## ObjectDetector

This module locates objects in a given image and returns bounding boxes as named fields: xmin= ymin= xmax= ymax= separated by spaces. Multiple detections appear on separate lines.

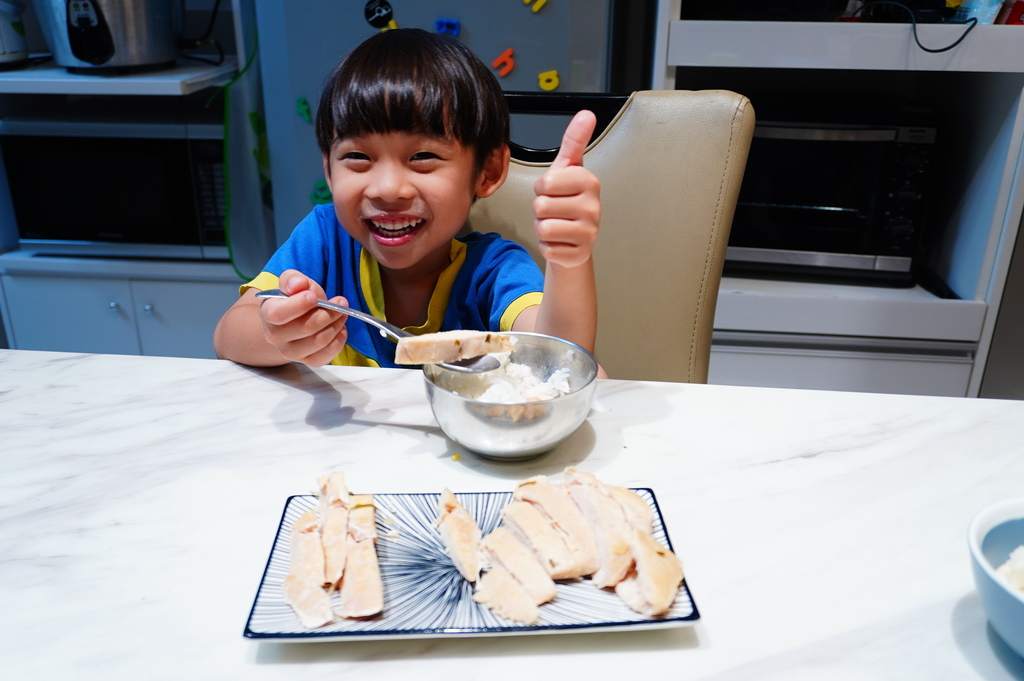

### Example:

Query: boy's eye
xmin=342 ymin=151 xmax=370 ymax=161
xmin=411 ymin=151 xmax=440 ymax=161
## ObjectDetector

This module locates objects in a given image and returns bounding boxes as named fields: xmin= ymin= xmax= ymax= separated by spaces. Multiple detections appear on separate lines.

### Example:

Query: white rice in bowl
xmin=478 ymin=362 xmax=571 ymax=403
xmin=434 ymin=346 xmax=576 ymax=405
xmin=997 ymin=545 xmax=1024 ymax=592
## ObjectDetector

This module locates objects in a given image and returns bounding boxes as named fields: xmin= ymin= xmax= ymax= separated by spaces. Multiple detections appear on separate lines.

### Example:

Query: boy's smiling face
xmin=324 ymin=132 xmax=507 ymax=279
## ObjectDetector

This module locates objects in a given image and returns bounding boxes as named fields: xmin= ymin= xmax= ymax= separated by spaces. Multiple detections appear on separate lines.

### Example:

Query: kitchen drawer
xmin=708 ymin=332 xmax=975 ymax=397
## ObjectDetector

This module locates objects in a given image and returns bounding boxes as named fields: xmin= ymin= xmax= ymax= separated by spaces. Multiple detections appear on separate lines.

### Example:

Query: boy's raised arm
xmin=514 ymin=111 xmax=602 ymax=367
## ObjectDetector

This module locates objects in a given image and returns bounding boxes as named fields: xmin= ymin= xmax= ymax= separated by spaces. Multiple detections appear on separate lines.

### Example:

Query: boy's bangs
xmin=333 ymin=75 xmax=453 ymax=142
xmin=316 ymin=29 xmax=509 ymax=166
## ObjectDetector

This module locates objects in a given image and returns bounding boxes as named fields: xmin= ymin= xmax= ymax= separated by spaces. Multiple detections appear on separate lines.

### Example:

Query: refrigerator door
xmin=254 ymin=0 xmax=615 ymax=246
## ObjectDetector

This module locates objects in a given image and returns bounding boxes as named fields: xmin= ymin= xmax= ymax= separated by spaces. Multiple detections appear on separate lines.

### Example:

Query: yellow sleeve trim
xmin=240 ymin=272 xmax=281 ymax=296
xmin=500 ymin=292 xmax=543 ymax=332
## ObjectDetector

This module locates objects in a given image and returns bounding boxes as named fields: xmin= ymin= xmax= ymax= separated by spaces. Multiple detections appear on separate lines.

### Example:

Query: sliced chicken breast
xmin=436 ymin=487 xmax=483 ymax=583
xmin=347 ymin=494 xmax=378 ymax=543
xmin=395 ymin=330 xmax=513 ymax=365
xmin=283 ymin=507 xmax=331 ymax=627
xmin=289 ymin=508 xmax=326 ymax=585
xmin=613 ymin=528 xmax=684 ymax=616
xmin=609 ymin=485 xmax=655 ymax=534
xmin=513 ymin=475 xmax=599 ymax=577
xmin=500 ymin=500 xmax=579 ymax=580
xmin=472 ymin=565 xmax=539 ymax=625
xmin=317 ymin=471 xmax=351 ymax=589
xmin=339 ymin=536 xmax=384 ymax=618
xmin=562 ymin=467 xmax=634 ymax=587
xmin=481 ymin=526 xmax=557 ymax=605
xmin=282 ymin=573 xmax=334 ymax=629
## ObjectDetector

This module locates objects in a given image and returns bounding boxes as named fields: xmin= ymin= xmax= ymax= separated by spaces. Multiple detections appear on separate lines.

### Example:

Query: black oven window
xmin=2 ymin=135 xmax=200 ymax=245
xmin=733 ymin=133 xmax=895 ymax=255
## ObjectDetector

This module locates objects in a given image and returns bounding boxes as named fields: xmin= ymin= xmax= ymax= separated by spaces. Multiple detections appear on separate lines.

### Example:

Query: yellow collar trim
xmin=359 ymin=240 xmax=467 ymax=334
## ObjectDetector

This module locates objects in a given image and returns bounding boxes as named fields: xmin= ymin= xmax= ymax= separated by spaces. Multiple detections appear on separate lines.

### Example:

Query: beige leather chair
xmin=467 ymin=89 xmax=755 ymax=383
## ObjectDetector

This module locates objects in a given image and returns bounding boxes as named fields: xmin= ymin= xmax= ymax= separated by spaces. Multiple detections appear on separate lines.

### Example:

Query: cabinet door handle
xmin=108 ymin=301 xmax=119 ymax=311
xmin=143 ymin=304 xmax=154 ymax=314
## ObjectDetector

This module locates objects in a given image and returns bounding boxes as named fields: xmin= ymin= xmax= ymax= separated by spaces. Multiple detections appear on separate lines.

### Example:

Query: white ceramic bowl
xmin=968 ymin=497 xmax=1024 ymax=659
xmin=423 ymin=332 xmax=598 ymax=460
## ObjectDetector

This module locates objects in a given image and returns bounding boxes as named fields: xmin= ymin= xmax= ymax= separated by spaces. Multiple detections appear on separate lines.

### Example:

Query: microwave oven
xmin=0 ymin=114 xmax=227 ymax=260
xmin=725 ymin=106 xmax=938 ymax=287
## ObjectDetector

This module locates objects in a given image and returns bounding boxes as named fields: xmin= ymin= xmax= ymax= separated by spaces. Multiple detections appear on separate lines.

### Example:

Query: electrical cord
xmin=178 ymin=0 xmax=226 ymax=66
xmin=851 ymin=0 xmax=978 ymax=53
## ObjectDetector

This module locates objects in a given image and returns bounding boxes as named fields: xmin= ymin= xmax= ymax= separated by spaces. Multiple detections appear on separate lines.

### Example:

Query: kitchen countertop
xmin=2 ymin=348 xmax=1023 ymax=680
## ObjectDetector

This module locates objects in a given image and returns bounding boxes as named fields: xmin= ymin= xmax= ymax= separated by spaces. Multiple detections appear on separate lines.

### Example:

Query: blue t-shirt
xmin=244 ymin=204 xmax=543 ymax=368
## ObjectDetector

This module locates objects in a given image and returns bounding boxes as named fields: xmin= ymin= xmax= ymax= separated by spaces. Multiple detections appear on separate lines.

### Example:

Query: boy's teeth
xmin=372 ymin=219 xmax=421 ymax=232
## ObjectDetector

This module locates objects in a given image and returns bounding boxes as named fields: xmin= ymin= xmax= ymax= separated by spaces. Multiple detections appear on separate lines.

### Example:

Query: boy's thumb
xmin=550 ymin=110 xmax=596 ymax=169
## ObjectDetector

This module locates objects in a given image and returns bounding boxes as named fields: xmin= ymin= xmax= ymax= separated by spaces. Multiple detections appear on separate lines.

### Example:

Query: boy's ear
xmin=322 ymin=154 xmax=332 ymax=179
xmin=474 ymin=144 xmax=510 ymax=199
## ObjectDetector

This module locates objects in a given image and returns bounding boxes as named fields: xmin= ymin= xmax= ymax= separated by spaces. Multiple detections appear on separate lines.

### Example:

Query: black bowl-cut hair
xmin=316 ymin=28 xmax=510 ymax=172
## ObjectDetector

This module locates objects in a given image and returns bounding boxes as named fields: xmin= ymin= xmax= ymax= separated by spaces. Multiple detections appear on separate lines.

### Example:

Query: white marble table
xmin=2 ymin=348 xmax=1023 ymax=680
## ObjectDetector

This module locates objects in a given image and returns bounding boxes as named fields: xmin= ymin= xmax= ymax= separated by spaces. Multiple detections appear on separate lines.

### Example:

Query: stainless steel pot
xmin=34 ymin=0 xmax=179 ymax=72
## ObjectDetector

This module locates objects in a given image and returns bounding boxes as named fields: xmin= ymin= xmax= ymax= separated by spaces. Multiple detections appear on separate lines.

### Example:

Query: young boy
xmin=213 ymin=28 xmax=601 ymax=371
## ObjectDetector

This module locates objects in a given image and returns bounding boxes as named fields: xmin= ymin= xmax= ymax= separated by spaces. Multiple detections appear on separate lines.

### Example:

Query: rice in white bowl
xmin=997 ymin=545 xmax=1024 ymax=592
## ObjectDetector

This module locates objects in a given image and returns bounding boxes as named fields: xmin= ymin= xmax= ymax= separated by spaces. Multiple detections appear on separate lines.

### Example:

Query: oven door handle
xmin=754 ymin=125 xmax=897 ymax=142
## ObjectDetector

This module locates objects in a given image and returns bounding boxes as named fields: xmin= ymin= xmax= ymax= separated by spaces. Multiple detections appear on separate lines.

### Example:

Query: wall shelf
xmin=0 ymin=57 xmax=238 ymax=96
xmin=667 ymin=21 xmax=1024 ymax=72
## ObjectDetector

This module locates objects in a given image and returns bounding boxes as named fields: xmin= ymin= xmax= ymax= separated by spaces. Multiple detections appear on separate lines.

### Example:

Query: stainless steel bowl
xmin=423 ymin=332 xmax=597 ymax=460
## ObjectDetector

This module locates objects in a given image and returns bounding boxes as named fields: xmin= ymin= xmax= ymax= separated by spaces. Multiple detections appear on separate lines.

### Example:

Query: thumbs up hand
xmin=532 ymin=110 xmax=601 ymax=269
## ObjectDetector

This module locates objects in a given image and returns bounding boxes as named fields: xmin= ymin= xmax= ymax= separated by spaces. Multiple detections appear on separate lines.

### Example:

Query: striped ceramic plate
xmin=244 ymin=490 xmax=699 ymax=641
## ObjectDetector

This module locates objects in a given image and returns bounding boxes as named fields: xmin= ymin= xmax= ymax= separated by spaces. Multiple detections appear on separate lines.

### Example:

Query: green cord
xmin=215 ymin=34 xmax=262 ymax=282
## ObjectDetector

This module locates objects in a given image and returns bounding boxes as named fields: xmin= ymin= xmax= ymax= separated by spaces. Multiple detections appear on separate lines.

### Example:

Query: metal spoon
xmin=254 ymin=288 xmax=500 ymax=373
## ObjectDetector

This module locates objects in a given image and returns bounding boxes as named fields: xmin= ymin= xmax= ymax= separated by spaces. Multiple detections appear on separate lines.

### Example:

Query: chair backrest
xmin=467 ymin=89 xmax=754 ymax=383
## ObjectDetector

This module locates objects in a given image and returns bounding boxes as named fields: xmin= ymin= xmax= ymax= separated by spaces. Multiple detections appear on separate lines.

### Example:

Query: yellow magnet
xmin=538 ymin=70 xmax=559 ymax=91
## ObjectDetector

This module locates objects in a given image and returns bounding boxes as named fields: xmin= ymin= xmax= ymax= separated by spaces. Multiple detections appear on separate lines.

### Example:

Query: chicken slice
xmin=609 ymin=485 xmax=655 ymax=534
xmin=395 ymin=329 xmax=514 ymax=365
xmin=500 ymin=501 xmax=579 ymax=580
xmin=472 ymin=565 xmax=539 ymax=625
xmin=481 ymin=527 xmax=557 ymax=605
xmin=347 ymin=494 xmax=378 ymax=543
xmin=338 ymin=536 xmax=384 ymax=618
xmin=562 ymin=468 xmax=634 ymax=587
xmin=282 ymin=507 xmax=332 ymax=628
xmin=282 ymin=573 xmax=334 ymax=629
xmin=289 ymin=508 xmax=326 ymax=585
xmin=317 ymin=472 xmax=351 ymax=589
xmin=513 ymin=475 xmax=599 ymax=577
xmin=614 ymin=529 xmax=684 ymax=616
xmin=436 ymin=488 xmax=483 ymax=583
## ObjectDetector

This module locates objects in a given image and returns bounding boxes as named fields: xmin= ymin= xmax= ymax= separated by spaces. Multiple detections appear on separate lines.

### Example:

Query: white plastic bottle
xmin=954 ymin=0 xmax=1005 ymax=23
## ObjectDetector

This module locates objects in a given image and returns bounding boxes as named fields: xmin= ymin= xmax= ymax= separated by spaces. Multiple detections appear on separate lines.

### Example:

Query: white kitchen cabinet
xmin=0 ymin=253 xmax=242 ymax=359
xmin=2 ymin=275 xmax=140 ymax=354
xmin=131 ymin=279 xmax=239 ymax=358
xmin=0 ymin=274 xmax=239 ymax=358
xmin=650 ymin=6 xmax=1024 ymax=396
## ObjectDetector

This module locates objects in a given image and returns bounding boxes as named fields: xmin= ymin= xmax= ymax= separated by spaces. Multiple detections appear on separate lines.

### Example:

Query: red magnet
xmin=492 ymin=48 xmax=515 ymax=77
